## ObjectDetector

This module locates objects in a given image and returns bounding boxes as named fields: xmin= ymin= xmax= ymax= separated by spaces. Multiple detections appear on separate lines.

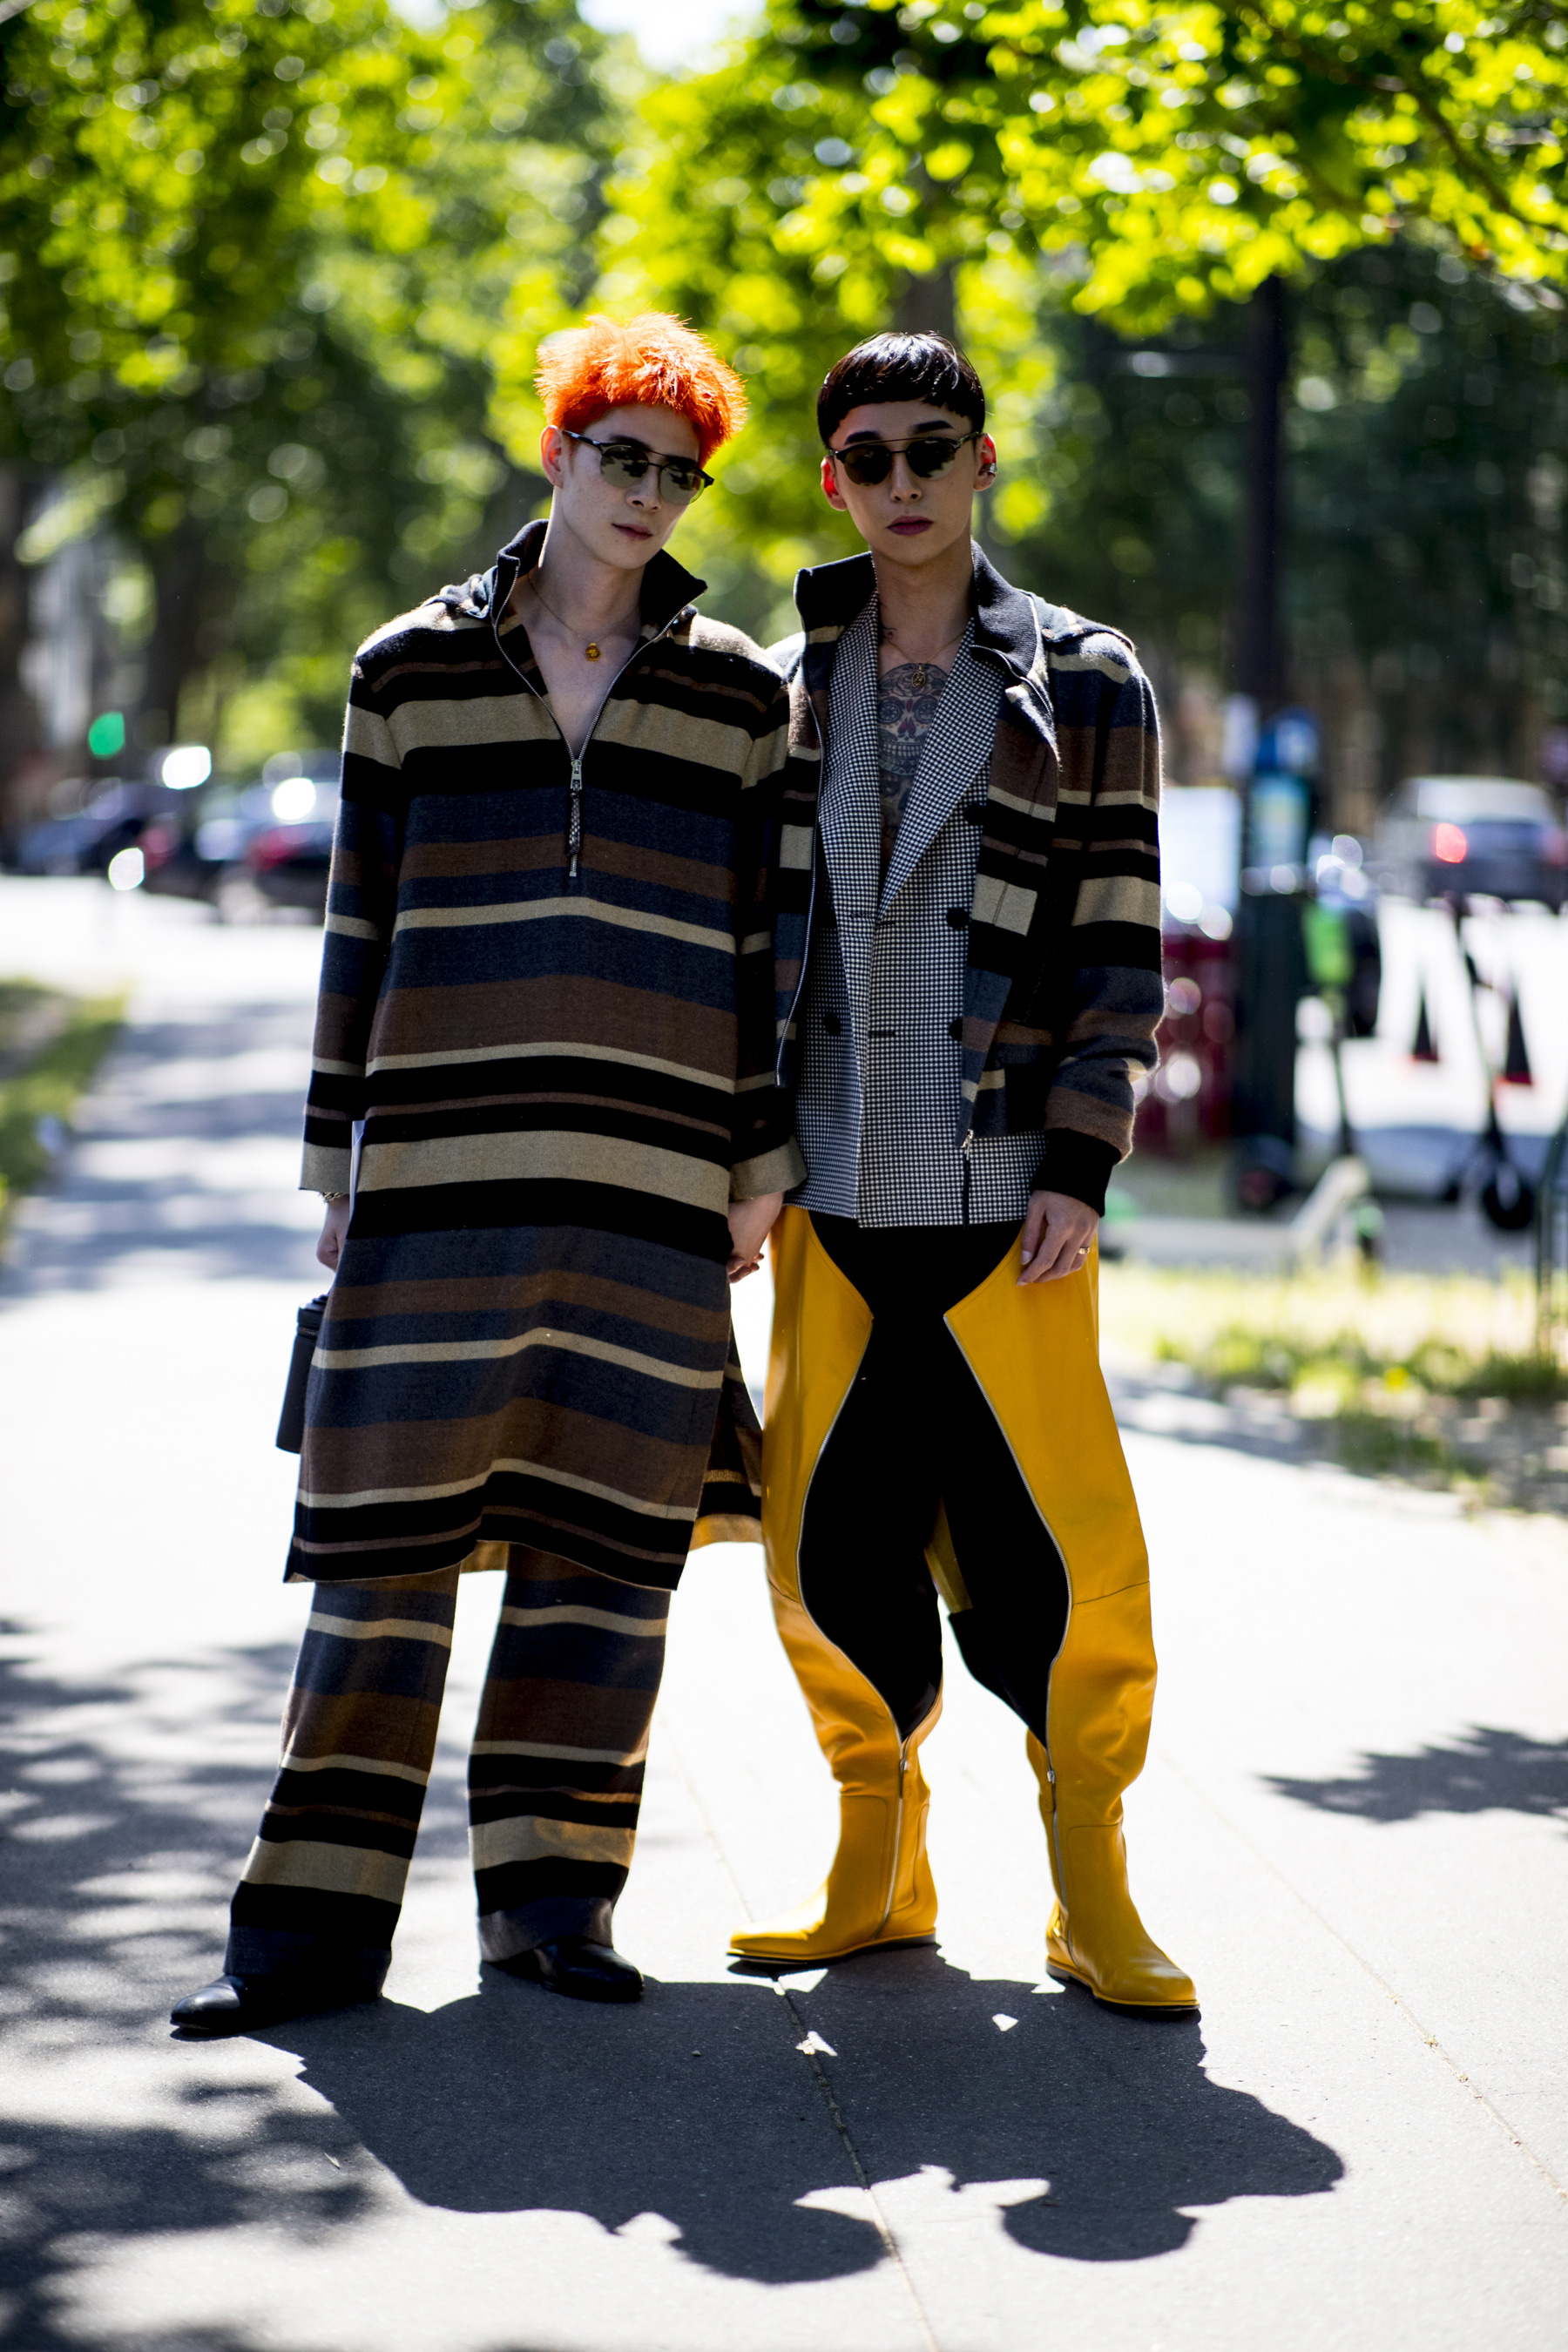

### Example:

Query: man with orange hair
xmin=173 ymin=315 xmax=801 ymax=2032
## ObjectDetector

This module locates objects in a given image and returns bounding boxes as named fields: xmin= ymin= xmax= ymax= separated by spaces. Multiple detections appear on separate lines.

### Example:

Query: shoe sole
xmin=495 ymin=1957 xmax=642 ymax=2004
xmin=728 ymin=1931 xmax=937 ymax=1972
xmin=170 ymin=1991 xmax=377 ymax=2038
xmin=1044 ymin=1961 xmax=1200 ymax=2017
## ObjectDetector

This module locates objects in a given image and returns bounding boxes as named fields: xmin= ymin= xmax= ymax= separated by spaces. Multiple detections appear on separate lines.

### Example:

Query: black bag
xmin=276 ymin=1294 xmax=328 ymax=1453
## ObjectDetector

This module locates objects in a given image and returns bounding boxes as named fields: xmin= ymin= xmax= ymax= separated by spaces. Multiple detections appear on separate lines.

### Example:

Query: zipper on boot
xmin=877 ymin=1743 xmax=911 ymax=1936
xmin=1041 ymin=1755 xmax=1071 ymax=1958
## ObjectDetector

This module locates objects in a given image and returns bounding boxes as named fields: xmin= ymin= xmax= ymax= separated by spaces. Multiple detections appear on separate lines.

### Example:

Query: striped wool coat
xmin=774 ymin=547 xmax=1164 ymax=1209
xmin=291 ymin=520 xmax=802 ymax=1591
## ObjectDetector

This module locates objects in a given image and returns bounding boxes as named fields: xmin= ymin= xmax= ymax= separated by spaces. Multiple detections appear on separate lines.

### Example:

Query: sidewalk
xmin=2 ymin=879 xmax=1566 ymax=2351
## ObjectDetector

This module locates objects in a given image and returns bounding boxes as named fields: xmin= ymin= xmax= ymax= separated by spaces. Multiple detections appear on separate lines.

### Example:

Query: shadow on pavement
xmin=260 ymin=1945 xmax=1342 ymax=2276
xmin=779 ymin=1944 xmax=1342 ymax=2261
xmin=1265 ymin=1725 xmax=1568 ymax=1825
xmin=1108 ymin=1370 xmax=1318 ymax=1473
xmin=0 ymin=1632 xmax=1343 ymax=2342
xmin=0 ymin=1630 xmax=457 ymax=2349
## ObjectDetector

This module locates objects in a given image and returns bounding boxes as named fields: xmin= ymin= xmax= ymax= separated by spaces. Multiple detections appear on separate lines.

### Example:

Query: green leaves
xmin=723 ymin=1 xmax=1568 ymax=330
xmin=1 ymin=0 xmax=622 ymax=763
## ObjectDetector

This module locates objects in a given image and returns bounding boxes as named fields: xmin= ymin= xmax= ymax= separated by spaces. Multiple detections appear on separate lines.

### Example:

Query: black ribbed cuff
xmin=1031 ymin=1132 xmax=1120 ymax=1217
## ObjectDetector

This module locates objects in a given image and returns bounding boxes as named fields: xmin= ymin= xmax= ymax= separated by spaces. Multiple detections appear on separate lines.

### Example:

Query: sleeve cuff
xmin=301 ymin=1146 xmax=354 ymax=1197
xmin=731 ymin=1139 xmax=806 ymax=1200
xmin=1031 ymin=1131 xmax=1119 ymax=1217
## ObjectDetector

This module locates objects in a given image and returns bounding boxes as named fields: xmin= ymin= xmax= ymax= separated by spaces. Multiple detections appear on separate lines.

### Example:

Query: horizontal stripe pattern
xmin=294 ymin=523 xmax=801 ymax=1587
xmin=226 ymin=1553 xmax=669 ymax=1984
xmin=470 ymin=1558 xmax=668 ymax=1948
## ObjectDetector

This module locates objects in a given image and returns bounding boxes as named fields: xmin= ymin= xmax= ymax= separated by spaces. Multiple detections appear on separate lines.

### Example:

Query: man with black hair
xmin=732 ymin=331 xmax=1195 ymax=2014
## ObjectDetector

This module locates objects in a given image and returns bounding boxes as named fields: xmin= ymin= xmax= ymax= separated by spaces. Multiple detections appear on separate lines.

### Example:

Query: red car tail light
xmin=1431 ymin=821 xmax=1468 ymax=864
xmin=247 ymin=827 xmax=301 ymax=871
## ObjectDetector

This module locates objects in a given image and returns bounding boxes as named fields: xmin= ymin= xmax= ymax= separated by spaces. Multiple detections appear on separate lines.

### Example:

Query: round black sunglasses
xmin=826 ymin=429 xmax=983 ymax=488
xmin=563 ymin=429 xmax=713 ymax=505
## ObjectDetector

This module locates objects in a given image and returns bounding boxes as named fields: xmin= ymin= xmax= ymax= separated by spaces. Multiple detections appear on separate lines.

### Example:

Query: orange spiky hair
xmin=536 ymin=312 xmax=747 ymax=467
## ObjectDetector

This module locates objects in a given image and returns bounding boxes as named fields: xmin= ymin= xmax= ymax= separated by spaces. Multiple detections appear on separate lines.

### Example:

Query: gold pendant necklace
xmin=882 ymin=625 xmax=961 ymax=693
xmin=526 ymin=570 xmax=633 ymax=661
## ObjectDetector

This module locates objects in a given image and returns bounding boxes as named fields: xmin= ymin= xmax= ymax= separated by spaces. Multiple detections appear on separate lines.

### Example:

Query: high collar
xmin=793 ymin=542 xmax=1048 ymax=679
xmin=439 ymin=517 xmax=707 ymax=639
xmin=792 ymin=541 xmax=1136 ymax=679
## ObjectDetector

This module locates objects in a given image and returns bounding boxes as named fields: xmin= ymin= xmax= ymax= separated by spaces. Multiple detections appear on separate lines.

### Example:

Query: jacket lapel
xmin=877 ymin=632 xmax=1005 ymax=917
xmin=816 ymin=601 xmax=882 ymax=1043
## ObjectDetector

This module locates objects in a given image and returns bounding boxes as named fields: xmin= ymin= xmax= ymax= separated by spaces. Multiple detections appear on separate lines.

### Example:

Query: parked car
xmin=13 ymin=781 xmax=169 ymax=875
xmin=1371 ymin=775 xmax=1567 ymax=909
xmin=201 ymin=754 xmax=340 ymax=922
xmin=141 ymin=751 xmax=341 ymax=922
xmin=240 ymin=785 xmax=340 ymax=921
xmin=138 ymin=782 xmax=260 ymax=907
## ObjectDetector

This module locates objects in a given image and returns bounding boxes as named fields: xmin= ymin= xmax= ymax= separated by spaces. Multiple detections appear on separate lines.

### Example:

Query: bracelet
xmin=320 ymin=1191 xmax=348 ymax=1203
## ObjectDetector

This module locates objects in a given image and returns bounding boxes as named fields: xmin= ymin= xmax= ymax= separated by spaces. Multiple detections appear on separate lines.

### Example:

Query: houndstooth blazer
xmin=772 ymin=545 xmax=1166 ymax=1221
xmin=787 ymin=598 xmax=1044 ymax=1227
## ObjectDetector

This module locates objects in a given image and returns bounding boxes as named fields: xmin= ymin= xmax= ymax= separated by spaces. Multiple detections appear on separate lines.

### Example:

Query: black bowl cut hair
xmin=817 ymin=331 xmax=986 ymax=447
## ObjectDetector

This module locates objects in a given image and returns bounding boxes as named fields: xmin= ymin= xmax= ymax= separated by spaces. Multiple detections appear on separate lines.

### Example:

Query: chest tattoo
xmin=876 ymin=659 xmax=950 ymax=872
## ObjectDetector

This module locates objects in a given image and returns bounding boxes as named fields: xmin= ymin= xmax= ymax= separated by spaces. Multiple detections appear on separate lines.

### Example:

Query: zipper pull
xmin=567 ymin=753 xmax=583 ymax=880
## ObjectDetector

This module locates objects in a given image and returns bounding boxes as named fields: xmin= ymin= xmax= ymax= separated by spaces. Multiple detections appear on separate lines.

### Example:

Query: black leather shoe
xmin=170 ymin=1974 xmax=378 ymax=2038
xmin=493 ymin=1936 xmax=644 ymax=2004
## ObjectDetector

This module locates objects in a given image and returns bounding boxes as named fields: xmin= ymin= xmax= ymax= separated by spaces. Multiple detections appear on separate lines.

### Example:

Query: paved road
xmin=2 ymin=878 xmax=1566 ymax=2352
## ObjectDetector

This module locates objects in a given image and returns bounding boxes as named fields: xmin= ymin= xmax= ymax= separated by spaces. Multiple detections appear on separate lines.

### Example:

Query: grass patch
xmin=1098 ymin=1260 xmax=1568 ymax=1510
xmin=1146 ymin=1320 xmax=1567 ymax=1407
xmin=0 ymin=981 xmax=125 ymax=1233
xmin=1099 ymin=1262 xmax=1551 ymax=1394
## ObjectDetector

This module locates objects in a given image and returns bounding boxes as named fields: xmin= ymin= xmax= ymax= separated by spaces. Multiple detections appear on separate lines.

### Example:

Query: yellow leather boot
xmin=730 ymin=1209 xmax=941 ymax=1966
xmin=727 ymin=1644 xmax=940 ymax=1964
xmin=947 ymin=1243 xmax=1197 ymax=2015
xmin=1029 ymin=1684 xmax=1197 ymax=2012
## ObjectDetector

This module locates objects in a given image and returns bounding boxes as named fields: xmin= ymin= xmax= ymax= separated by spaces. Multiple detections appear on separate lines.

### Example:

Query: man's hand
xmin=1017 ymin=1189 xmax=1098 ymax=1286
xmin=315 ymin=1197 xmax=351 ymax=1274
xmin=727 ymin=1191 xmax=783 ymax=1285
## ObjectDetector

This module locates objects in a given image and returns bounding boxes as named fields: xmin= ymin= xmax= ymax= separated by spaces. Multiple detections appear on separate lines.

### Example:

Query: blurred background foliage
xmin=1 ymin=0 xmax=1566 ymax=802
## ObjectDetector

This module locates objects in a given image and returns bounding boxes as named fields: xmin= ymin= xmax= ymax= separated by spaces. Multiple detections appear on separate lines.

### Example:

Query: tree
xmin=704 ymin=0 xmax=1568 ymax=326
xmin=1 ymin=0 xmax=394 ymax=772
xmin=605 ymin=0 xmax=1568 ymax=639
xmin=0 ymin=0 xmax=621 ymax=796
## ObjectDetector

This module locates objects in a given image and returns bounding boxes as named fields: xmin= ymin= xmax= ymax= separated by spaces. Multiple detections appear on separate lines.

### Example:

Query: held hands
xmin=727 ymin=1191 xmax=783 ymax=1286
xmin=315 ymin=1197 xmax=351 ymax=1274
xmin=1017 ymin=1189 xmax=1098 ymax=1286
xmin=319 ymin=1187 xmax=1081 ymax=1285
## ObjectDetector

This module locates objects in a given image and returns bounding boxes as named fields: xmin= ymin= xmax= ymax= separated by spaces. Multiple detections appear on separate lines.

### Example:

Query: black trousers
xmin=800 ymin=1214 xmax=1071 ymax=1746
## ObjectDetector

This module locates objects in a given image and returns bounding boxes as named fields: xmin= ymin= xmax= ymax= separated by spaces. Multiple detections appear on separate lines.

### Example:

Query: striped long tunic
xmin=290 ymin=523 xmax=802 ymax=1590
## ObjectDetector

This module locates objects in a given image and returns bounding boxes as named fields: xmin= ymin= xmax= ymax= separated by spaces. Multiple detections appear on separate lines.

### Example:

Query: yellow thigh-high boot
xmin=945 ymin=1240 xmax=1196 ymax=2013
xmin=729 ymin=1208 xmax=942 ymax=1965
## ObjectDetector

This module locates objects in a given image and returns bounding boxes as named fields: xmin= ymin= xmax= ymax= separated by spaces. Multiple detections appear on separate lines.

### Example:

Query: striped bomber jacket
xmin=774 ymin=546 xmax=1165 ymax=1206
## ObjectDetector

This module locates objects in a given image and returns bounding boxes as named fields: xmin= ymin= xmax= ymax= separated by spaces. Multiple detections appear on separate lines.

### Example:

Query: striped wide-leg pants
xmin=225 ymin=1551 xmax=670 ymax=1994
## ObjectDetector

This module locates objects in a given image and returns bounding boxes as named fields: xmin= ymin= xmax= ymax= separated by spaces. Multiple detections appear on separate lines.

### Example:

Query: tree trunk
xmin=894 ymin=261 xmax=956 ymax=342
xmin=140 ymin=517 xmax=211 ymax=749
xmin=1236 ymin=274 xmax=1287 ymax=709
xmin=1229 ymin=275 xmax=1302 ymax=1205
xmin=0 ymin=464 xmax=44 ymax=835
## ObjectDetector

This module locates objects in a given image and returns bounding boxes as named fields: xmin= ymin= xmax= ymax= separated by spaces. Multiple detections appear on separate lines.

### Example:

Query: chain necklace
xmin=880 ymin=621 xmax=964 ymax=693
xmin=526 ymin=569 xmax=639 ymax=663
